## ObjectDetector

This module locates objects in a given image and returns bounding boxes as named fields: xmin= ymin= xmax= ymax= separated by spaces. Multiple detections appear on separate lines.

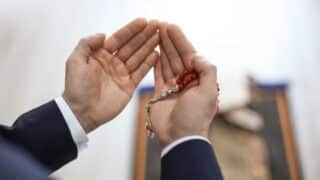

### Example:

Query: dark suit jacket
xmin=0 ymin=100 xmax=223 ymax=180
xmin=0 ymin=101 xmax=77 ymax=180
xmin=161 ymin=140 xmax=223 ymax=180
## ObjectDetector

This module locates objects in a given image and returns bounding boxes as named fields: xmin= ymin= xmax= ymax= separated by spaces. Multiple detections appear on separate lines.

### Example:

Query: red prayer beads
xmin=177 ymin=70 xmax=221 ymax=114
xmin=146 ymin=70 xmax=221 ymax=137
xmin=176 ymin=70 xmax=199 ymax=91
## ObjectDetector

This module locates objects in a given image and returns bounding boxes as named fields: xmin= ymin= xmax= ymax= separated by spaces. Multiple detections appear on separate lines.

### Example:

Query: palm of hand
xmin=152 ymin=78 xmax=215 ymax=147
xmin=151 ymin=79 xmax=200 ymax=145
xmin=151 ymin=83 xmax=177 ymax=145
xmin=64 ymin=49 xmax=138 ymax=130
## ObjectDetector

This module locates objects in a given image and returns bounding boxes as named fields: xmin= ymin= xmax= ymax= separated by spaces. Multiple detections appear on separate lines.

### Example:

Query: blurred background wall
xmin=0 ymin=0 xmax=319 ymax=179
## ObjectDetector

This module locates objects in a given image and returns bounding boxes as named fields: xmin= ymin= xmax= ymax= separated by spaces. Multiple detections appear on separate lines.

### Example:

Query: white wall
xmin=0 ymin=0 xmax=319 ymax=179
xmin=0 ymin=1 xmax=146 ymax=180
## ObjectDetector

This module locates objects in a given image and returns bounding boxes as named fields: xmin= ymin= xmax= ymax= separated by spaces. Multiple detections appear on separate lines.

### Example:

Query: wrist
xmin=161 ymin=135 xmax=211 ymax=157
xmin=62 ymin=93 xmax=97 ymax=133
xmin=161 ymin=130 xmax=209 ymax=148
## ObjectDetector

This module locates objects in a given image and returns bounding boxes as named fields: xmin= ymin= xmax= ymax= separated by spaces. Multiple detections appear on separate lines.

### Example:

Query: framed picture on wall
xmin=132 ymin=81 xmax=303 ymax=180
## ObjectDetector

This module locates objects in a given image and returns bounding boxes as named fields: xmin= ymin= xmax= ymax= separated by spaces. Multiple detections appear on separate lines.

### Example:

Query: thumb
xmin=193 ymin=56 xmax=218 ymax=93
xmin=75 ymin=33 xmax=105 ymax=56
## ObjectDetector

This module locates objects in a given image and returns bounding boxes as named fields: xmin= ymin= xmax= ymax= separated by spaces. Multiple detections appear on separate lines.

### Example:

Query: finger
xmin=167 ymin=24 xmax=196 ymax=70
xmin=131 ymin=51 xmax=159 ymax=86
xmin=154 ymin=55 xmax=164 ymax=92
xmin=104 ymin=18 xmax=147 ymax=53
xmin=126 ymin=33 xmax=159 ymax=73
xmin=94 ymin=48 xmax=113 ymax=64
xmin=116 ymin=20 xmax=159 ymax=61
xmin=159 ymin=22 xmax=184 ymax=75
xmin=160 ymin=45 xmax=174 ymax=82
xmin=193 ymin=56 xmax=217 ymax=92
xmin=75 ymin=33 xmax=106 ymax=57
xmin=93 ymin=48 xmax=113 ymax=73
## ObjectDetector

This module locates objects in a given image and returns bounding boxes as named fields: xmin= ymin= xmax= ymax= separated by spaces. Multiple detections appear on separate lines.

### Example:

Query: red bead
xmin=176 ymin=70 xmax=199 ymax=92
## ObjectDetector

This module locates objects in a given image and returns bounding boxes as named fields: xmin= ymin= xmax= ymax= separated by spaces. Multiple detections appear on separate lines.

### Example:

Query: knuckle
xmin=126 ymin=60 xmax=136 ymax=71
xmin=118 ymin=47 xmax=132 ymax=60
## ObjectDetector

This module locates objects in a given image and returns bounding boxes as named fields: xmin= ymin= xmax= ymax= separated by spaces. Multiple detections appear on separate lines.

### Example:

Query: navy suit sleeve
xmin=0 ymin=139 xmax=50 ymax=180
xmin=0 ymin=100 xmax=78 ymax=172
xmin=161 ymin=140 xmax=224 ymax=180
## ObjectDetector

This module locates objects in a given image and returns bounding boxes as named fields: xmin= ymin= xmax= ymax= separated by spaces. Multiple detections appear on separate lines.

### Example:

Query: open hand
xmin=63 ymin=19 xmax=159 ymax=132
xmin=151 ymin=23 xmax=219 ymax=147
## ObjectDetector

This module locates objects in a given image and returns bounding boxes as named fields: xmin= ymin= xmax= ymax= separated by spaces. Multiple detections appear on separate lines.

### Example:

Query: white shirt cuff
xmin=55 ymin=97 xmax=88 ymax=152
xmin=161 ymin=135 xmax=211 ymax=158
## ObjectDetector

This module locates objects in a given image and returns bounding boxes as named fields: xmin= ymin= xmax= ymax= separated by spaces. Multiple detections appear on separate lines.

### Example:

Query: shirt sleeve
xmin=55 ymin=97 xmax=88 ymax=152
xmin=161 ymin=135 xmax=211 ymax=158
